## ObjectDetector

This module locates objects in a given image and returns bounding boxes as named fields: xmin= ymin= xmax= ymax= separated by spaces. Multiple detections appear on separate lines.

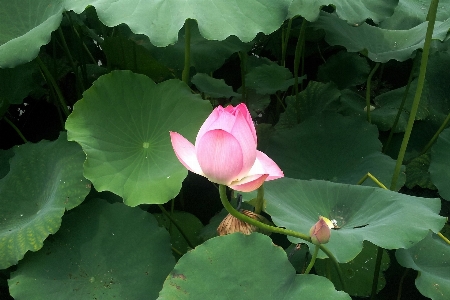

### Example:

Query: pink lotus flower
xmin=170 ymin=103 xmax=283 ymax=192
xmin=309 ymin=216 xmax=333 ymax=245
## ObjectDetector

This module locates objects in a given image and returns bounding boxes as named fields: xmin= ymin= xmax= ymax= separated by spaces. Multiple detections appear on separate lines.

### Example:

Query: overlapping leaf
xmin=9 ymin=199 xmax=175 ymax=299
xmin=430 ymin=127 xmax=450 ymax=201
xmin=158 ymin=233 xmax=351 ymax=299
xmin=0 ymin=133 xmax=90 ymax=269
xmin=260 ymin=178 xmax=445 ymax=262
xmin=0 ymin=0 xmax=63 ymax=68
xmin=65 ymin=70 xmax=212 ymax=206
xmin=66 ymin=0 xmax=291 ymax=47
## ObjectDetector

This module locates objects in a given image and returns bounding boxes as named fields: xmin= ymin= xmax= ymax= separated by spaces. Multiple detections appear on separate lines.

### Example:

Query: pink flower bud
xmin=170 ymin=103 xmax=283 ymax=192
xmin=309 ymin=216 xmax=332 ymax=245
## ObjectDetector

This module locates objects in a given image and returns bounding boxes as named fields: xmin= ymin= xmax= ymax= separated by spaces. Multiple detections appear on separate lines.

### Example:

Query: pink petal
xmin=234 ymin=103 xmax=257 ymax=143
xmin=170 ymin=132 xmax=204 ymax=176
xmin=247 ymin=151 xmax=284 ymax=181
xmin=196 ymin=129 xmax=244 ymax=185
xmin=229 ymin=174 xmax=269 ymax=192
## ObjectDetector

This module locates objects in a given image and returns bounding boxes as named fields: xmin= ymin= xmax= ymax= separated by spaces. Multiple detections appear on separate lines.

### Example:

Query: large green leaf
xmin=288 ymin=0 xmax=399 ymax=23
xmin=65 ymin=70 xmax=211 ymax=206
xmin=0 ymin=0 xmax=63 ymax=68
xmin=259 ymin=178 xmax=445 ymax=262
xmin=158 ymin=233 xmax=351 ymax=299
xmin=430 ymin=127 xmax=450 ymax=201
xmin=312 ymin=12 xmax=450 ymax=62
xmin=380 ymin=0 xmax=450 ymax=30
xmin=315 ymin=241 xmax=390 ymax=297
xmin=9 ymin=199 xmax=175 ymax=299
xmin=66 ymin=0 xmax=291 ymax=47
xmin=0 ymin=133 xmax=90 ymax=269
xmin=396 ymin=232 xmax=450 ymax=300
xmin=268 ymin=112 xmax=405 ymax=190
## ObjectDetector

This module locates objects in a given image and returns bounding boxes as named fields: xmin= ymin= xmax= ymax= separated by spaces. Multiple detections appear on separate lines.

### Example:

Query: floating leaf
xmin=158 ymin=233 xmax=351 ymax=299
xmin=0 ymin=133 xmax=90 ymax=269
xmin=258 ymin=178 xmax=445 ymax=262
xmin=66 ymin=0 xmax=291 ymax=47
xmin=430 ymin=127 xmax=450 ymax=201
xmin=0 ymin=0 xmax=63 ymax=67
xmin=288 ymin=0 xmax=399 ymax=23
xmin=268 ymin=112 xmax=405 ymax=190
xmin=9 ymin=199 xmax=175 ymax=299
xmin=396 ymin=232 xmax=450 ymax=300
xmin=315 ymin=241 xmax=390 ymax=297
xmin=65 ymin=71 xmax=211 ymax=206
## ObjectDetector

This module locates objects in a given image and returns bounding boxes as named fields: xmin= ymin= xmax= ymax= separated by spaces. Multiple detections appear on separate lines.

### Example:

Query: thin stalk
xmin=281 ymin=18 xmax=295 ymax=67
xmin=239 ymin=51 xmax=248 ymax=104
xmin=383 ymin=59 xmax=417 ymax=153
xmin=396 ymin=269 xmax=409 ymax=300
xmin=366 ymin=63 xmax=380 ymax=123
xmin=420 ymin=112 xmax=450 ymax=155
xmin=390 ymin=0 xmax=439 ymax=191
xmin=304 ymin=244 xmax=319 ymax=274
xmin=438 ymin=232 xmax=450 ymax=245
xmin=181 ymin=19 xmax=191 ymax=84
xmin=253 ymin=185 xmax=264 ymax=214
xmin=57 ymin=27 xmax=84 ymax=96
xmin=293 ymin=19 xmax=307 ymax=100
xmin=4 ymin=117 xmax=27 ymax=143
xmin=219 ymin=185 xmax=346 ymax=289
xmin=157 ymin=204 xmax=195 ymax=249
xmin=357 ymin=173 xmax=388 ymax=190
xmin=36 ymin=56 xmax=70 ymax=117
xmin=370 ymin=246 xmax=384 ymax=299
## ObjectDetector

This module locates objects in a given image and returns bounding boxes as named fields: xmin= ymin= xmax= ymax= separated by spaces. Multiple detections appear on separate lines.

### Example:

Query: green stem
xmin=420 ymin=112 xmax=450 ymax=155
xmin=438 ymin=232 xmax=450 ymax=245
xmin=293 ymin=19 xmax=307 ymax=100
xmin=239 ymin=51 xmax=248 ymax=104
xmin=4 ymin=117 xmax=27 ymax=143
xmin=157 ymin=204 xmax=195 ymax=249
xmin=370 ymin=246 xmax=384 ymax=299
xmin=390 ymin=0 xmax=439 ymax=191
xmin=181 ymin=19 xmax=191 ymax=84
xmin=304 ymin=244 xmax=319 ymax=274
xmin=383 ymin=59 xmax=417 ymax=153
xmin=357 ymin=172 xmax=388 ymax=190
xmin=57 ymin=27 xmax=84 ymax=96
xmin=219 ymin=185 xmax=346 ymax=289
xmin=366 ymin=63 xmax=380 ymax=123
xmin=281 ymin=18 xmax=295 ymax=67
xmin=253 ymin=185 xmax=264 ymax=214
xmin=36 ymin=56 xmax=70 ymax=117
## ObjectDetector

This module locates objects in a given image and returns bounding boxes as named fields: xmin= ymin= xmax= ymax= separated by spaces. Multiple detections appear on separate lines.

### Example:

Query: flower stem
xmin=366 ymin=63 xmax=380 ymax=123
xmin=420 ymin=111 xmax=450 ymax=155
xmin=3 ymin=116 xmax=27 ymax=143
xmin=370 ymin=246 xmax=384 ymax=299
xmin=157 ymin=204 xmax=195 ymax=250
xmin=253 ymin=185 xmax=264 ymax=214
xmin=304 ymin=244 xmax=319 ymax=274
xmin=356 ymin=172 xmax=388 ymax=190
xmin=181 ymin=19 xmax=191 ymax=84
xmin=390 ymin=0 xmax=439 ymax=191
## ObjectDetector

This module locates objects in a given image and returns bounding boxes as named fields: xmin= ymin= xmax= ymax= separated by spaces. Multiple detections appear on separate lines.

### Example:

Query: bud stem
xmin=304 ymin=244 xmax=320 ymax=274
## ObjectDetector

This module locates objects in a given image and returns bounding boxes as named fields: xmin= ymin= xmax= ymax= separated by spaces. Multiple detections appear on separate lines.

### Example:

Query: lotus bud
xmin=309 ymin=216 xmax=333 ymax=245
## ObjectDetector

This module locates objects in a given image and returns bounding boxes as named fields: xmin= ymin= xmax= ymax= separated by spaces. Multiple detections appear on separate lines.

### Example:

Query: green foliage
xmin=1 ymin=0 xmax=450 ymax=299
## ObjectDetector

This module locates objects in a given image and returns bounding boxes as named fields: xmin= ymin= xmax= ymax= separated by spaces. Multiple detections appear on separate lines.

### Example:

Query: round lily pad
xmin=158 ymin=233 xmax=351 ymax=299
xmin=0 ymin=133 xmax=90 ymax=269
xmin=9 ymin=199 xmax=175 ymax=299
xmin=262 ymin=177 xmax=445 ymax=262
xmin=65 ymin=70 xmax=211 ymax=206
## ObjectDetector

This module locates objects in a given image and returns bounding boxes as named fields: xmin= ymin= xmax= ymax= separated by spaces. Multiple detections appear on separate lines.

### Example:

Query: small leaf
xmin=246 ymin=64 xmax=298 ymax=95
xmin=405 ymin=153 xmax=436 ymax=190
xmin=192 ymin=73 xmax=239 ymax=98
